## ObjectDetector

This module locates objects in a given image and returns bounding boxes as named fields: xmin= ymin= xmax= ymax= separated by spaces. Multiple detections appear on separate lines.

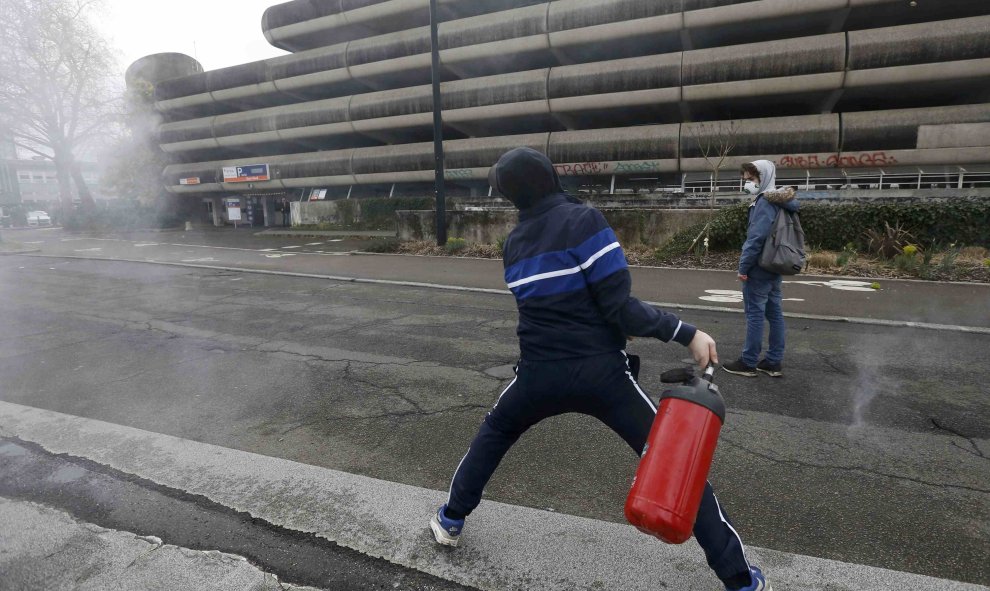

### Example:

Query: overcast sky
xmin=95 ymin=0 xmax=290 ymax=74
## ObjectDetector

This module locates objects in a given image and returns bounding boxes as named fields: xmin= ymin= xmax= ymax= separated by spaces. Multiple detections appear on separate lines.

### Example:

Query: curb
xmin=256 ymin=230 xmax=396 ymax=238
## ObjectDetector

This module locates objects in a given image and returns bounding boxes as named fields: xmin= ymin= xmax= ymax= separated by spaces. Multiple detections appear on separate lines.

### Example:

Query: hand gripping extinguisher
xmin=625 ymin=364 xmax=726 ymax=544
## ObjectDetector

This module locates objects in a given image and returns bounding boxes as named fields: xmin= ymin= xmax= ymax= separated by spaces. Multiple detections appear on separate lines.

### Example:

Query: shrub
xmin=807 ymin=251 xmax=837 ymax=269
xmin=363 ymin=238 xmax=401 ymax=253
xmin=796 ymin=199 xmax=990 ymax=251
xmin=938 ymin=244 xmax=960 ymax=272
xmin=959 ymin=246 xmax=988 ymax=261
xmin=835 ymin=242 xmax=857 ymax=268
xmin=863 ymin=222 xmax=915 ymax=259
xmin=893 ymin=251 xmax=919 ymax=273
xmin=495 ymin=235 xmax=507 ymax=257
xmin=655 ymin=221 xmax=708 ymax=261
xmin=445 ymin=237 xmax=467 ymax=254
xmin=360 ymin=197 xmax=434 ymax=230
xmin=63 ymin=203 xmax=182 ymax=232
xmin=688 ymin=198 xmax=990 ymax=254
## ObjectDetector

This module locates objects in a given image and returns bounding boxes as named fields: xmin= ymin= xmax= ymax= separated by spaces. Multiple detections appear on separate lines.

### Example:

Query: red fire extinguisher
xmin=625 ymin=364 xmax=726 ymax=544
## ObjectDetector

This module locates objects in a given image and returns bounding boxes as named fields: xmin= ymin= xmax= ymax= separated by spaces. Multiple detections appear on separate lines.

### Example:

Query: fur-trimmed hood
xmin=765 ymin=186 xmax=795 ymax=204
xmin=761 ymin=186 xmax=799 ymax=212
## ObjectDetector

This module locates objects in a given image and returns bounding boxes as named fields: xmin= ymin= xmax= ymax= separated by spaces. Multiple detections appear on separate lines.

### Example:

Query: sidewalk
xmin=256 ymin=229 xmax=396 ymax=238
xmin=0 ymin=498 xmax=318 ymax=591
xmin=2 ymin=401 xmax=985 ymax=591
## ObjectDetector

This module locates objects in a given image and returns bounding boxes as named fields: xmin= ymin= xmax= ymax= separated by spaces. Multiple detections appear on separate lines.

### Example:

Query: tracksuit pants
xmin=445 ymin=351 xmax=752 ymax=586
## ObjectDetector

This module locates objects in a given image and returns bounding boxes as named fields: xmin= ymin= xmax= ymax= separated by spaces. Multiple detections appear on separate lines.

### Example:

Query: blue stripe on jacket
xmin=504 ymin=227 xmax=627 ymax=301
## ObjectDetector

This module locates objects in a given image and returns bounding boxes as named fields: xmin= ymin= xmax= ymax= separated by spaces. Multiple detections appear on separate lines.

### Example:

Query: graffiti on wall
xmin=444 ymin=168 xmax=474 ymax=179
xmin=552 ymin=160 xmax=664 ymax=176
xmin=777 ymin=152 xmax=899 ymax=169
xmin=554 ymin=161 xmax=610 ymax=175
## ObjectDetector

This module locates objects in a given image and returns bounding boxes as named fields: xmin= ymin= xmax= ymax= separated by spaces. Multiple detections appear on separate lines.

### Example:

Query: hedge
xmin=359 ymin=197 xmax=434 ymax=229
xmin=706 ymin=198 xmax=990 ymax=251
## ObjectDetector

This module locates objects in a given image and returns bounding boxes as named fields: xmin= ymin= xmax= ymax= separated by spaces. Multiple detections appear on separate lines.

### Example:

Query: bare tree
xmin=686 ymin=120 xmax=737 ymax=256
xmin=100 ymin=81 xmax=168 ymax=207
xmin=0 ymin=0 xmax=119 ymax=214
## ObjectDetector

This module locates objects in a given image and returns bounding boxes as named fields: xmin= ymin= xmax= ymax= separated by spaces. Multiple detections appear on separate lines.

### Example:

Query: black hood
xmin=488 ymin=147 xmax=563 ymax=210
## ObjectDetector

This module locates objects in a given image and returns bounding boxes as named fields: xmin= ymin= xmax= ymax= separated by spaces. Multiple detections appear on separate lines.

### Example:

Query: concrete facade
xmin=130 ymin=0 xmax=990 ymax=205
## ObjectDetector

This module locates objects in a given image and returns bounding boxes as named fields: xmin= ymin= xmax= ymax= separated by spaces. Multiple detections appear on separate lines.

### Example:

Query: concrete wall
xmin=396 ymin=207 xmax=715 ymax=246
xmin=397 ymin=210 xmax=519 ymax=244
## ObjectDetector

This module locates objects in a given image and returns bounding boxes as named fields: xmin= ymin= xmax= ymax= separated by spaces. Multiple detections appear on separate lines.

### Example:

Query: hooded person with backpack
xmin=722 ymin=160 xmax=800 ymax=379
xmin=430 ymin=147 xmax=772 ymax=591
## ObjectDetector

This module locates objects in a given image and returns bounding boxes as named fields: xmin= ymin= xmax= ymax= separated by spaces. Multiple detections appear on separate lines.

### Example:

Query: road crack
xmin=931 ymin=418 xmax=989 ymax=461
xmin=719 ymin=437 xmax=990 ymax=494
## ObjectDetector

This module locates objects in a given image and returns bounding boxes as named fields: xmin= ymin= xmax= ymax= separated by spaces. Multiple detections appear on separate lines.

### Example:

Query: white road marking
xmin=263 ymin=253 xmax=297 ymax=258
xmin=134 ymin=243 xmax=159 ymax=247
xmin=306 ymin=242 xmax=324 ymax=246
xmin=73 ymin=248 xmax=102 ymax=252
xmin=181 ymin=257 xmax=218 ymax=263
xmin=281 ymin=245 xmax=301 ymax=249
xmin=784 ymin=279 xmax=878 ymax=292
xmin=700 ymin=289 xmax=743 ymax=303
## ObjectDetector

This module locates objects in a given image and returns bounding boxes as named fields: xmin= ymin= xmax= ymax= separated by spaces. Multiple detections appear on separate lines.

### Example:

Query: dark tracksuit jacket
xmin=445 ymin=160 xmax=751 ymax=585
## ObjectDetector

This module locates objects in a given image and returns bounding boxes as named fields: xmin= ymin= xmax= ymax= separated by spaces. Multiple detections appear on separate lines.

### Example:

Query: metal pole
xmin=429 ymin=0 xmax=447 ymax=246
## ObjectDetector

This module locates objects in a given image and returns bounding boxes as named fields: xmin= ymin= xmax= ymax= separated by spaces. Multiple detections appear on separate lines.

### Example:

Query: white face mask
xmin=743 ymin=181 xmax=759 ymax=195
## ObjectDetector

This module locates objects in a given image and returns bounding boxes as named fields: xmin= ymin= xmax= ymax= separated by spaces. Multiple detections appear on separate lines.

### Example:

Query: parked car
xmin=26 ymin=211 xmax=52 ymax=227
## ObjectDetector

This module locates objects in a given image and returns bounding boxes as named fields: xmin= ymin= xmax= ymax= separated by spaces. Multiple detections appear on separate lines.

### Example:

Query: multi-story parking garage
xmin=126 ymin=0 xmax=990 ymax=222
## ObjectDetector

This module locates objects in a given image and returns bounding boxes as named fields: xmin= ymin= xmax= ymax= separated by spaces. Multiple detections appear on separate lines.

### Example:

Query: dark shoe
xmin=429 ymin=504 xmax=464 ymax=547
xmin=756 ymin=359 xmax=783 ymax=377
xmin=726 ymin=566 xmax=772 ymax=591
xmin=722 ymin=360 xmax=757 ymax=377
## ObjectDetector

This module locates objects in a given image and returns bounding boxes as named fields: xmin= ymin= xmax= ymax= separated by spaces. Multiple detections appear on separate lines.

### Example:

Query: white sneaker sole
xmin=430 ymin=514 xmax=460 ymax=547
xmin=757 ymin=368 xmax=782 ymax=378
xmin=722 ymin=367 xmax=757 ymax=377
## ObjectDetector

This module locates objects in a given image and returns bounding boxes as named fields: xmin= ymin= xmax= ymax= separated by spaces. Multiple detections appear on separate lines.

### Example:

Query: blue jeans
xmin=742 ymin=275 xmax=785 ymax=366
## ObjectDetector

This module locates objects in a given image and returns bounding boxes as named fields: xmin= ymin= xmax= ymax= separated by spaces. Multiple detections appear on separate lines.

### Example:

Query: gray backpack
xmin=759 ymin=207 xmax=806 ymax=275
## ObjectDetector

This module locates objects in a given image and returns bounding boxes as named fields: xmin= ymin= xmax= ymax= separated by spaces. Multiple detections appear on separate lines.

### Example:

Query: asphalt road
xmin=8 ymin=226 xmax=989 ymax=329
xmin=0 ymin=250 xmax=987 ymax=587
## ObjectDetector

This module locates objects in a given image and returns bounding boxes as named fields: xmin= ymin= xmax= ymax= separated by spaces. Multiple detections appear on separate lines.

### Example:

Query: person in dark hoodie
xmin=430 ymin=147 xmax=772 ymax=591
xmin=722 ymin=160 xmax=799 ymax=379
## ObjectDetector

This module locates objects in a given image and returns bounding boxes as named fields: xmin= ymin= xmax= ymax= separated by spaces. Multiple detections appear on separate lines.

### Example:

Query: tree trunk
xmin=52 ymin=150 xmax=76 ymax=216
xmin=70 ymin=161 xmax=96 ymax=209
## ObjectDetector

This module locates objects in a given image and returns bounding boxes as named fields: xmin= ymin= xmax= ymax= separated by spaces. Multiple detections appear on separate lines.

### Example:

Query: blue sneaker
xmin=729 ymin=566 xmax=772 ymax=591
xmin=429 ymin=504 xmax=464 ymax=547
